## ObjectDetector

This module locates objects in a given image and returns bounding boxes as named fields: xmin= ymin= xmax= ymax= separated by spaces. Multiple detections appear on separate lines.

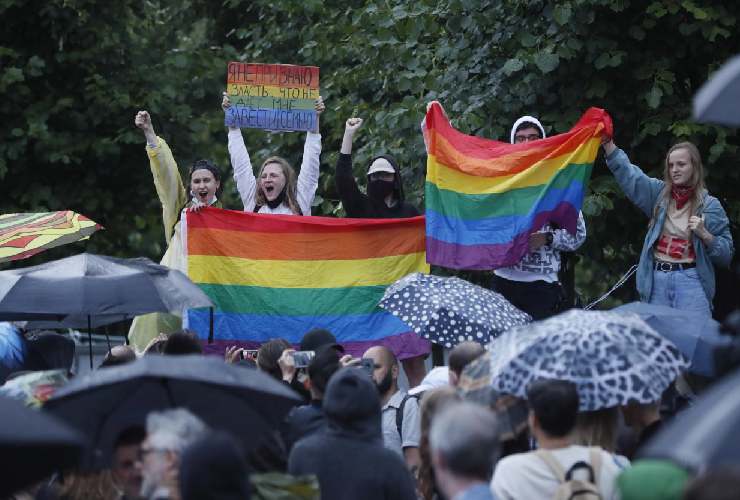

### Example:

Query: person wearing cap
xmin=336 ymin=118 xmax=427 ymax=387
xmin=490 ymin=115 xmax=587 ymax=320
xmin=336 ymin=117 xmax=420 ymax=219
xmin=282 ymin=345 xmax=341 ymax=452
xmin=272 ymin=328 xmax=344 ymax=403
xmin=298 ymin=328 xmax=345 ymax=354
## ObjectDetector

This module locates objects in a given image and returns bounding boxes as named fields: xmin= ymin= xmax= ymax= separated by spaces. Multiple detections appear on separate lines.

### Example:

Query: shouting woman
xmin=222 ymin=93 xmax=325 ymax=215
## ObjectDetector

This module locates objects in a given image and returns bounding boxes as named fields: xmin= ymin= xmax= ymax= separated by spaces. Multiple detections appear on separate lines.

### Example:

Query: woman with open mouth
xmin=222 ymin=93 xmax=325 ymax=215
xmin=602 ymin=132 xmax=733 ymax=318
xmin=127 ymin=110 xmax=251 ymax=351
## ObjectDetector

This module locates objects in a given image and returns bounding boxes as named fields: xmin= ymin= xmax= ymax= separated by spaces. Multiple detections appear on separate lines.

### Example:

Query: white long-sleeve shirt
xmin=227 ymin=128 xmax=321 ymax=215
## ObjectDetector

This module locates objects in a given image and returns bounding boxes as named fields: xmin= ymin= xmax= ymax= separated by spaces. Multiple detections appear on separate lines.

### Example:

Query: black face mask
xmin=367 ymin=179 xmax=395 ymax=201
xmin=265 ymin=187 xmax=286 ymax=209
xmin=375 ymin=367 xmax=393 ymax=395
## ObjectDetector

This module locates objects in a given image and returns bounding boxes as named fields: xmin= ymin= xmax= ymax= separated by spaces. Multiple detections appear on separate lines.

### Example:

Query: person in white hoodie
xmin=490 ymin=116 xmax=587 ymax=320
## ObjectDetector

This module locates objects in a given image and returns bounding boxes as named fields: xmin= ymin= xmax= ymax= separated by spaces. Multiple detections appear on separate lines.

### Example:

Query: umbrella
xmin=693 ymin=54 xmax=740 ymax=126
xmin=0 ymin=211 xmax=102 ymax=263
xmin=612 ymin=302 xmax=730 ymax=377
xmin=45 ymin=354 xmax=302 ymax=469
xmin=0 ymin=395 xmax=84 ymax=497
xmin=639 ymin=366 xmax=740 ymax=471
xmin=487 ymin=309 xmax=688 ymax=411
xmin=378 ymin=272 xmax=531 ymax=348
xmin=0 ymin=253 xmax=212 ymax=318
xmin=0 ymin=253 xmax=213 ymax=367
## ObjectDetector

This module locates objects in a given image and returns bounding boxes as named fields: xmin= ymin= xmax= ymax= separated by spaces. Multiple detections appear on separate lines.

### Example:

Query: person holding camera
xmin=282 ymin=346 xmax=341 ymax=452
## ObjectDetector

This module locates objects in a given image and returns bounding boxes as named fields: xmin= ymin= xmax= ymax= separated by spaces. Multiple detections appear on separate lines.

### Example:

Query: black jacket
xmin=335 ymin=153 xmax=420 ymax=219
xmin=288 ymin=368 xmax=416 ymax=500
xmin=282 ymin=399 xmax=325 ymax=452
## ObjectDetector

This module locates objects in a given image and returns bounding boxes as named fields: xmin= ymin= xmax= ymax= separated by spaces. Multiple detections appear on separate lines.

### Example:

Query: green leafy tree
xmin=3 ymin=0 xmax=738 ymax=317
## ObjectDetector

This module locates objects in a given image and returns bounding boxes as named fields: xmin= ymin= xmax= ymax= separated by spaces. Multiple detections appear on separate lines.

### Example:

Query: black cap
xmin=307 ymin=345 xmax=341 ymax=394
xmin=299 ymin=328 xmax=344 ymax=353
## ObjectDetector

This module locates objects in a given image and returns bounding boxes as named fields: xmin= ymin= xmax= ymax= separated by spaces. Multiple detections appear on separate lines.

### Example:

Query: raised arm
xmin=335 ymin=118 xmax=368 ymax=216
xmin=295 ymin=96 xmax=324 ymax=215
xmin=222 ymin=93 xmax=257 ymax=212
xmin=602 ymin=139 xmax=664 ymax=217
xmin=134 ymin=110 xmax=187 ymax=242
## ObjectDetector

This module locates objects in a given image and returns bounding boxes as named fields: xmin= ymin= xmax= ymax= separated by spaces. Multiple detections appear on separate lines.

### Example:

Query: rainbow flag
xmin=225 ymin=62 xmax=319 ymax=132
xmin=185 ymin=209 xmax=431 ymax=358
xmin=424 ymin=104 xmax=612 ymax=270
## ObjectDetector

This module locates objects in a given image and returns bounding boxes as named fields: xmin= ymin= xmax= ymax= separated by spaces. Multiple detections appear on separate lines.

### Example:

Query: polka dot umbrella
xmin=378 ymin=272 xmax=531 ymax=348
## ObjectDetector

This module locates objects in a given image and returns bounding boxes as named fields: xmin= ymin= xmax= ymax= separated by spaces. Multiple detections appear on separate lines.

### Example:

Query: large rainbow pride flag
xmin=424 ymin=103 xmax=612 ymax=270
xmin=184 ymin=209 xmax=430 ymax=358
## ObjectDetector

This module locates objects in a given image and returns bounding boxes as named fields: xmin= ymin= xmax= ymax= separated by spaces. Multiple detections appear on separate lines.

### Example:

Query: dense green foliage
xmin=1 ymin=0 xmax=738 ymax=312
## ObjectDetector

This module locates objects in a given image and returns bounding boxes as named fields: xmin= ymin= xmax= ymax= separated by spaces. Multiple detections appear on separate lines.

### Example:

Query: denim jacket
xmin=605 ymin=148 xmax=734 ymax=304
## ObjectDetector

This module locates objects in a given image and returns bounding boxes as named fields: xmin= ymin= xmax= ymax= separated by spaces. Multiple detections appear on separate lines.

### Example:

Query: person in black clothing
xmin=335 ymin=118 xmax=420 ymax=219
xmin=282 ymin=345 xmax=340 ymax=452
xmin=288 ymin=367 xmax=417 ymax=500
xmin=335 ymin=118 xmax=427 ymax=388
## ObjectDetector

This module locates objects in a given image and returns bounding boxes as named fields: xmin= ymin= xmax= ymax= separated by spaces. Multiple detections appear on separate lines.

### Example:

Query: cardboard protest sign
xmin=225 ymin=62 xmax=320 ymax=132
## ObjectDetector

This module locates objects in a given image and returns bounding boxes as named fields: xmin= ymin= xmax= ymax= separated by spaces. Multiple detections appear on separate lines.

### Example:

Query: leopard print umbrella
xmin=487 ymin=309 xmax=688 ymax=411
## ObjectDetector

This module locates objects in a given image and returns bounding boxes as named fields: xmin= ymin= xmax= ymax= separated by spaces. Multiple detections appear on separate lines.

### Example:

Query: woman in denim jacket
xmin=602 ymin=138 xmax=733 ymax=317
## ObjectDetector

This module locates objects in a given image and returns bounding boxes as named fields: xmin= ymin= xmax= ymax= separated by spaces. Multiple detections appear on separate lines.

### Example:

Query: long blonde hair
xmin=255 ymin=156 xmax=302 ymax=215
xmin=651 ymin=142 xmax=706 ymax=225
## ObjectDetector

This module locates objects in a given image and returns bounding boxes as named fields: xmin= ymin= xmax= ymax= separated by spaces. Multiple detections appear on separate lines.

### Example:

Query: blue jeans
xmin=649 ymin=267 xmax=711 ymax=318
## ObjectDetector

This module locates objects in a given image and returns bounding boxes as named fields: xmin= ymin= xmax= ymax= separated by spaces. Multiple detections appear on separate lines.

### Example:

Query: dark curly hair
xmin=188 ymin=159 xmax=223 ymax=199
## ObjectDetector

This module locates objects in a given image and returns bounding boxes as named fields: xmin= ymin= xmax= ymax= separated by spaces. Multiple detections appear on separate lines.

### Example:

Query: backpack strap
xmin=588 ymin=448 xmax=602 ymax=485
xmin=536 ymin=449 xmax=567 ymax=482
xmin=395 ymin=393 xmax=420 ymax=440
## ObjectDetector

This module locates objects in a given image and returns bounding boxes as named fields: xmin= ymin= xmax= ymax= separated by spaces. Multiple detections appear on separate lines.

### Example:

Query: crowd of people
xmin=4 ymin=326 xmax=739 ymax=499
xmin=1 ymin=89 xmax=736 ymax=500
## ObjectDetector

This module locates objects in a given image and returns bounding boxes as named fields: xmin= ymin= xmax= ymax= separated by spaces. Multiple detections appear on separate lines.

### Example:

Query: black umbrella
xmin=0 ymin=253 xmax=213 ymax=367
xmin=638 ymin=367 xmax=740 ymax=471
xmin=0 ymin=395 xmax=84 ymax=497
xmin=379 ymin=272 xmax=531 ymax=348
xmin=45 ymin=354 xmax=302 ymax=469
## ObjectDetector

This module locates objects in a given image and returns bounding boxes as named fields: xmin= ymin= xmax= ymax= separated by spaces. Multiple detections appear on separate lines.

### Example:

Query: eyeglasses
xmin=514 ymin=133 xmax=541 ymax=143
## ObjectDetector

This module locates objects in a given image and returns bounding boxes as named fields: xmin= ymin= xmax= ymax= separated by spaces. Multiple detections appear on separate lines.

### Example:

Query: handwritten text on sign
xmin=225 ymin=63 xmax=320 ymax=132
